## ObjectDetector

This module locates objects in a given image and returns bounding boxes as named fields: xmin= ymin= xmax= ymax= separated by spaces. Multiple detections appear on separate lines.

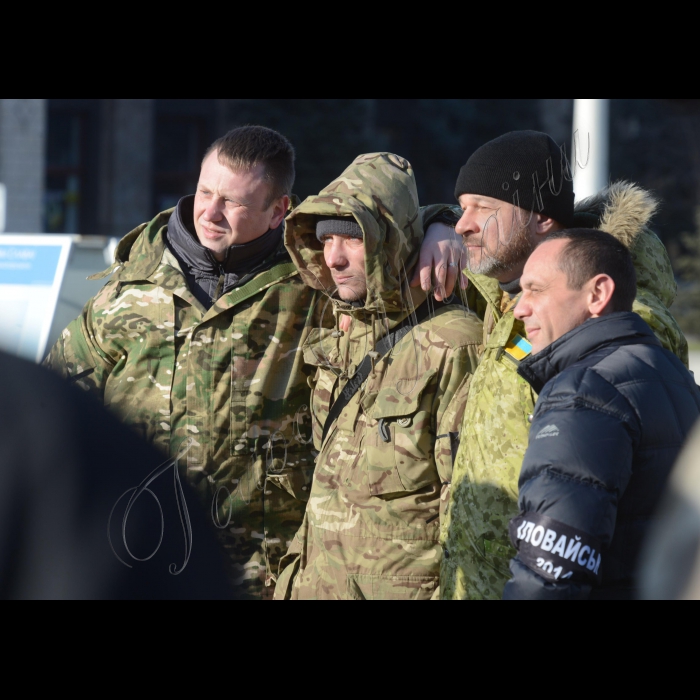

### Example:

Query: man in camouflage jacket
xmin=274 ymin=153 xmax=483 ymax=600
xmin=45 ymin=126 xmax=320 ymax=599
xmin=440 ymin=131 xmax=689 ymax=600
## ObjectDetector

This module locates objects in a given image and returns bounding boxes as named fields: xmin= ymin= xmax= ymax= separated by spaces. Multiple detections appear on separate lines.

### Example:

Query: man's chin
xmin=527 ymin=332 xmax=544 ymax=355
xmin=334 ymin=285 xmax=366 ymax=303
xmin=337 ymin=292 xmax=365 ymax=303
xmin=198 ymin=239 xmax=228 ymax=260
xmin=466 ymin=251 xmax=497 ymax=276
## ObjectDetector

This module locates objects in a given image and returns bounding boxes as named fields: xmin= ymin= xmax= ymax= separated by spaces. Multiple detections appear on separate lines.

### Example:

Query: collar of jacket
xmin=517 ymin=311 xmax=662 ymax=394
xmin=325 ymin=281 xmax=427 ymax=327
xmin=110 ymin=210 xmax=171 ymax=282
xmin=465 ymin=270 xmax=504 ymax=317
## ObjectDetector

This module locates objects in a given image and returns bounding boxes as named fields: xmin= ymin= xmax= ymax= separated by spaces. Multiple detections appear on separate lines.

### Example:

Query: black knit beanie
xmin=316 ymin=217 xmax=363 ymax=242
xmin=454 ymin=130 xmax=574 ymax=227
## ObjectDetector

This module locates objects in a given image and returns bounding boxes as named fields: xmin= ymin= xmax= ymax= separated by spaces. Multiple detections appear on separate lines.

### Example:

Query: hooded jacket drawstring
xmin=342 ymin=316 xmax=352 ymax=379
xmin=332 ymin=309 xmax=343 ymax=351
xmin=369 ymin=312 xmax=380 ymax=378
xmin=331 ymin=309 xmax=351 ymax=379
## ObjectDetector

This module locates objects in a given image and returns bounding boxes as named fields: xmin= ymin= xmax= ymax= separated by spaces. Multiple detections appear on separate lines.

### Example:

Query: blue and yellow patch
xmin=505 ymin=333 xmax=532 ymax=362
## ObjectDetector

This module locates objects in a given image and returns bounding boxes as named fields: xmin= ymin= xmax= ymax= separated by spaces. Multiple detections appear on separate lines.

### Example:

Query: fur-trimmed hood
xmin=573 ymin=181 xmax=676 ymax=308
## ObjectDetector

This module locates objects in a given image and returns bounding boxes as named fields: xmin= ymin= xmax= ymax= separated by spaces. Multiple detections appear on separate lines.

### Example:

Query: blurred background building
xmin=1 ymin=98 xmax=700 ymax=357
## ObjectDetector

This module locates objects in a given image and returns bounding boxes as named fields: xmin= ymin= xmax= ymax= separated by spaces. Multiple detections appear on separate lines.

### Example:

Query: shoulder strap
xmin=321 ymin=300 xmax=433 ymax=444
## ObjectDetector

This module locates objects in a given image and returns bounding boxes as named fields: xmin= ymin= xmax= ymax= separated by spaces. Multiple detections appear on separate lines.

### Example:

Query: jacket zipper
xmin=213 ymin=264 xmax=225 ymax=302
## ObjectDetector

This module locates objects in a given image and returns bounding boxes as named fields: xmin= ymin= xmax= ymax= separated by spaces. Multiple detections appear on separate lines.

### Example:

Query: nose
xmin=203 ymin=196 xmax=223 ymax=222
xmin=324 ymin=238 xmax=347 ymax=269
xmin=513 ymin=293 xmax=530 ymax=321
xmin=455 ymin=208 xmax=479 ymax=237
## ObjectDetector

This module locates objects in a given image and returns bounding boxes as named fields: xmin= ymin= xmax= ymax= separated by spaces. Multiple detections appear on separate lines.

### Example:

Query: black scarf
xmin=165 ymin=195 xmax=285 ymax=309
xmin=498 ymin=277 xmax=521 ymax=297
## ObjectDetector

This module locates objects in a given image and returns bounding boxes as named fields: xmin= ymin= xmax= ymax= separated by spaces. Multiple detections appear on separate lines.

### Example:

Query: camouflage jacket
xmin=441 ymin=182 xmax=690 ymax=600
xmin=274 ymin=153 xmax=483 ymax=600
xmin=45 ymin=208 xmax=319 ymax=599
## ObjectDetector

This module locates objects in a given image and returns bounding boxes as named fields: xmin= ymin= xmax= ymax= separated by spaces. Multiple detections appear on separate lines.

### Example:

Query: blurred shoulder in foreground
xmin=640 ymin=418 xmax=700 ymax=600
xmin=0 ymin=350 xmax=234 ymax=600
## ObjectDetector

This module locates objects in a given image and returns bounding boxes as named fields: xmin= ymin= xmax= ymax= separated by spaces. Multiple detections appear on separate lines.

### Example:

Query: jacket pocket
xmin=274 ymin=512 xmax=309 ymax=600
xmin=365 ymin=374 xmax=437 ymax=496
xmin=266 ymin=463 xmax=315 ymax=502
xmin=346 ymin=573 xmax=438 ymax=600
xmin=275 ymin=551 xmax=301 ymax=600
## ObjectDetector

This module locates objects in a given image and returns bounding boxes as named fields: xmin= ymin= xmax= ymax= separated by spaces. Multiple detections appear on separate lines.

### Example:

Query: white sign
xmin=0 ymin=234 xmax=73 ymax=362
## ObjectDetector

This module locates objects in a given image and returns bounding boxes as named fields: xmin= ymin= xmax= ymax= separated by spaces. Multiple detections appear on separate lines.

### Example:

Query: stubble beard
xmin=333 ymin=275 xmax=368 ymax=303
xmin=466 ymin=220 xmax=534 ymax=279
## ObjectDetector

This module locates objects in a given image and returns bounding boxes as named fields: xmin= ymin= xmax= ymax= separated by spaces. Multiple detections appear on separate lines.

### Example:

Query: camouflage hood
xmin=284 ymin=152 xmax=425 ymax=323
xmin=573 ymin=181 xmax=676 ymax=308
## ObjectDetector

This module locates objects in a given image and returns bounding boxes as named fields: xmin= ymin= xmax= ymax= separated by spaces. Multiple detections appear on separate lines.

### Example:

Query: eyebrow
xmin=521 ymin=276 xmax=547 ymax=289
xmin=226 ymin=195 xmax=251 ymax=206
xmin=198 ymin=183 xmax=251 ymax=207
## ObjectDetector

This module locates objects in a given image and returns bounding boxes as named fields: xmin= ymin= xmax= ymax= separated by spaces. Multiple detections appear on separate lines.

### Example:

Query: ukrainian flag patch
xmin=505 ymin=333 xmax=532 ymax=362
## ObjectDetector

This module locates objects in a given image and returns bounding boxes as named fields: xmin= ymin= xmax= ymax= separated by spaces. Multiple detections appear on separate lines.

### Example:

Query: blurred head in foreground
xmin=0 ymin=350 xmax=234 ymax=600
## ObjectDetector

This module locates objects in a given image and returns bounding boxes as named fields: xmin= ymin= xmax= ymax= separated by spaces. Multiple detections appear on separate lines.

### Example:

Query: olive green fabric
xmin=45 ymin=209 xmax=319 ymax=599
xmin=275 ymin=153 xmax=483 ymax=599
xmin=441 ymin=181 xmax=689 ymax=600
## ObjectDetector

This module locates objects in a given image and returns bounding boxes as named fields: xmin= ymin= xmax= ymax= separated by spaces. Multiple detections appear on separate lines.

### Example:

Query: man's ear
xmin=588 ymin=274 xmax=616 ymax=317
xmin=534 ymin=214 xmax=560 ymax=237
xmin=269 ymin=195 xmax=290 ymax=229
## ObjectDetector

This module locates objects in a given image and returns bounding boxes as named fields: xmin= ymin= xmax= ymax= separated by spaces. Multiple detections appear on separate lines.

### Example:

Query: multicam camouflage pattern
xmin=441 ymin=182 xmax=690 ymax=600
xmin=275 ymin=153 xmax=483 ymax=599
xmin=45 ymin=208 xmax=319 ymax=599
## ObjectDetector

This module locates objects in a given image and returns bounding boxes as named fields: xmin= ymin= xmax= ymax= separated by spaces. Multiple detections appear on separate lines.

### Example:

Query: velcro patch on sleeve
xmin=509 ymin=512 xmax=603 ymax=584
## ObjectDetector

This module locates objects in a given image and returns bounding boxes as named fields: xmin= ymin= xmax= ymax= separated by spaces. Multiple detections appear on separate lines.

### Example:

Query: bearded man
xmin=440 ymin=130 xmax=688 ymax=600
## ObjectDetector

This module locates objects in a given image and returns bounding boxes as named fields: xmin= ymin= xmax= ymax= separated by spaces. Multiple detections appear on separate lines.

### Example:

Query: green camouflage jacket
xmin=45 ymin=209 xmax=319 ymax=599
xmin=441 ymin=181 xmax=690 ymax=600
xmin=274 ymin=153 xmax=483 ymax=600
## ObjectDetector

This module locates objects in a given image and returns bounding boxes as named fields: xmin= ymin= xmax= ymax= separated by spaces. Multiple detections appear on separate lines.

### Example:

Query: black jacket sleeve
xmin=503 ymin=397 xmax=636 ymax=600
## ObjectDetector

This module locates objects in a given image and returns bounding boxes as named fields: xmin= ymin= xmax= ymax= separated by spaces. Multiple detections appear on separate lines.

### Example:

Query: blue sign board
xmin=0 ymin=244 xmax=63 ymax=285
xmin=0 ymin=235 xmax=73 ymax=362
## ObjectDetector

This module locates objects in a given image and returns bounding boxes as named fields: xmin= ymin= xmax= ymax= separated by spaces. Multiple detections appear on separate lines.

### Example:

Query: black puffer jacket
xmin=504 ymin=312 xmax=700 ymax=600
